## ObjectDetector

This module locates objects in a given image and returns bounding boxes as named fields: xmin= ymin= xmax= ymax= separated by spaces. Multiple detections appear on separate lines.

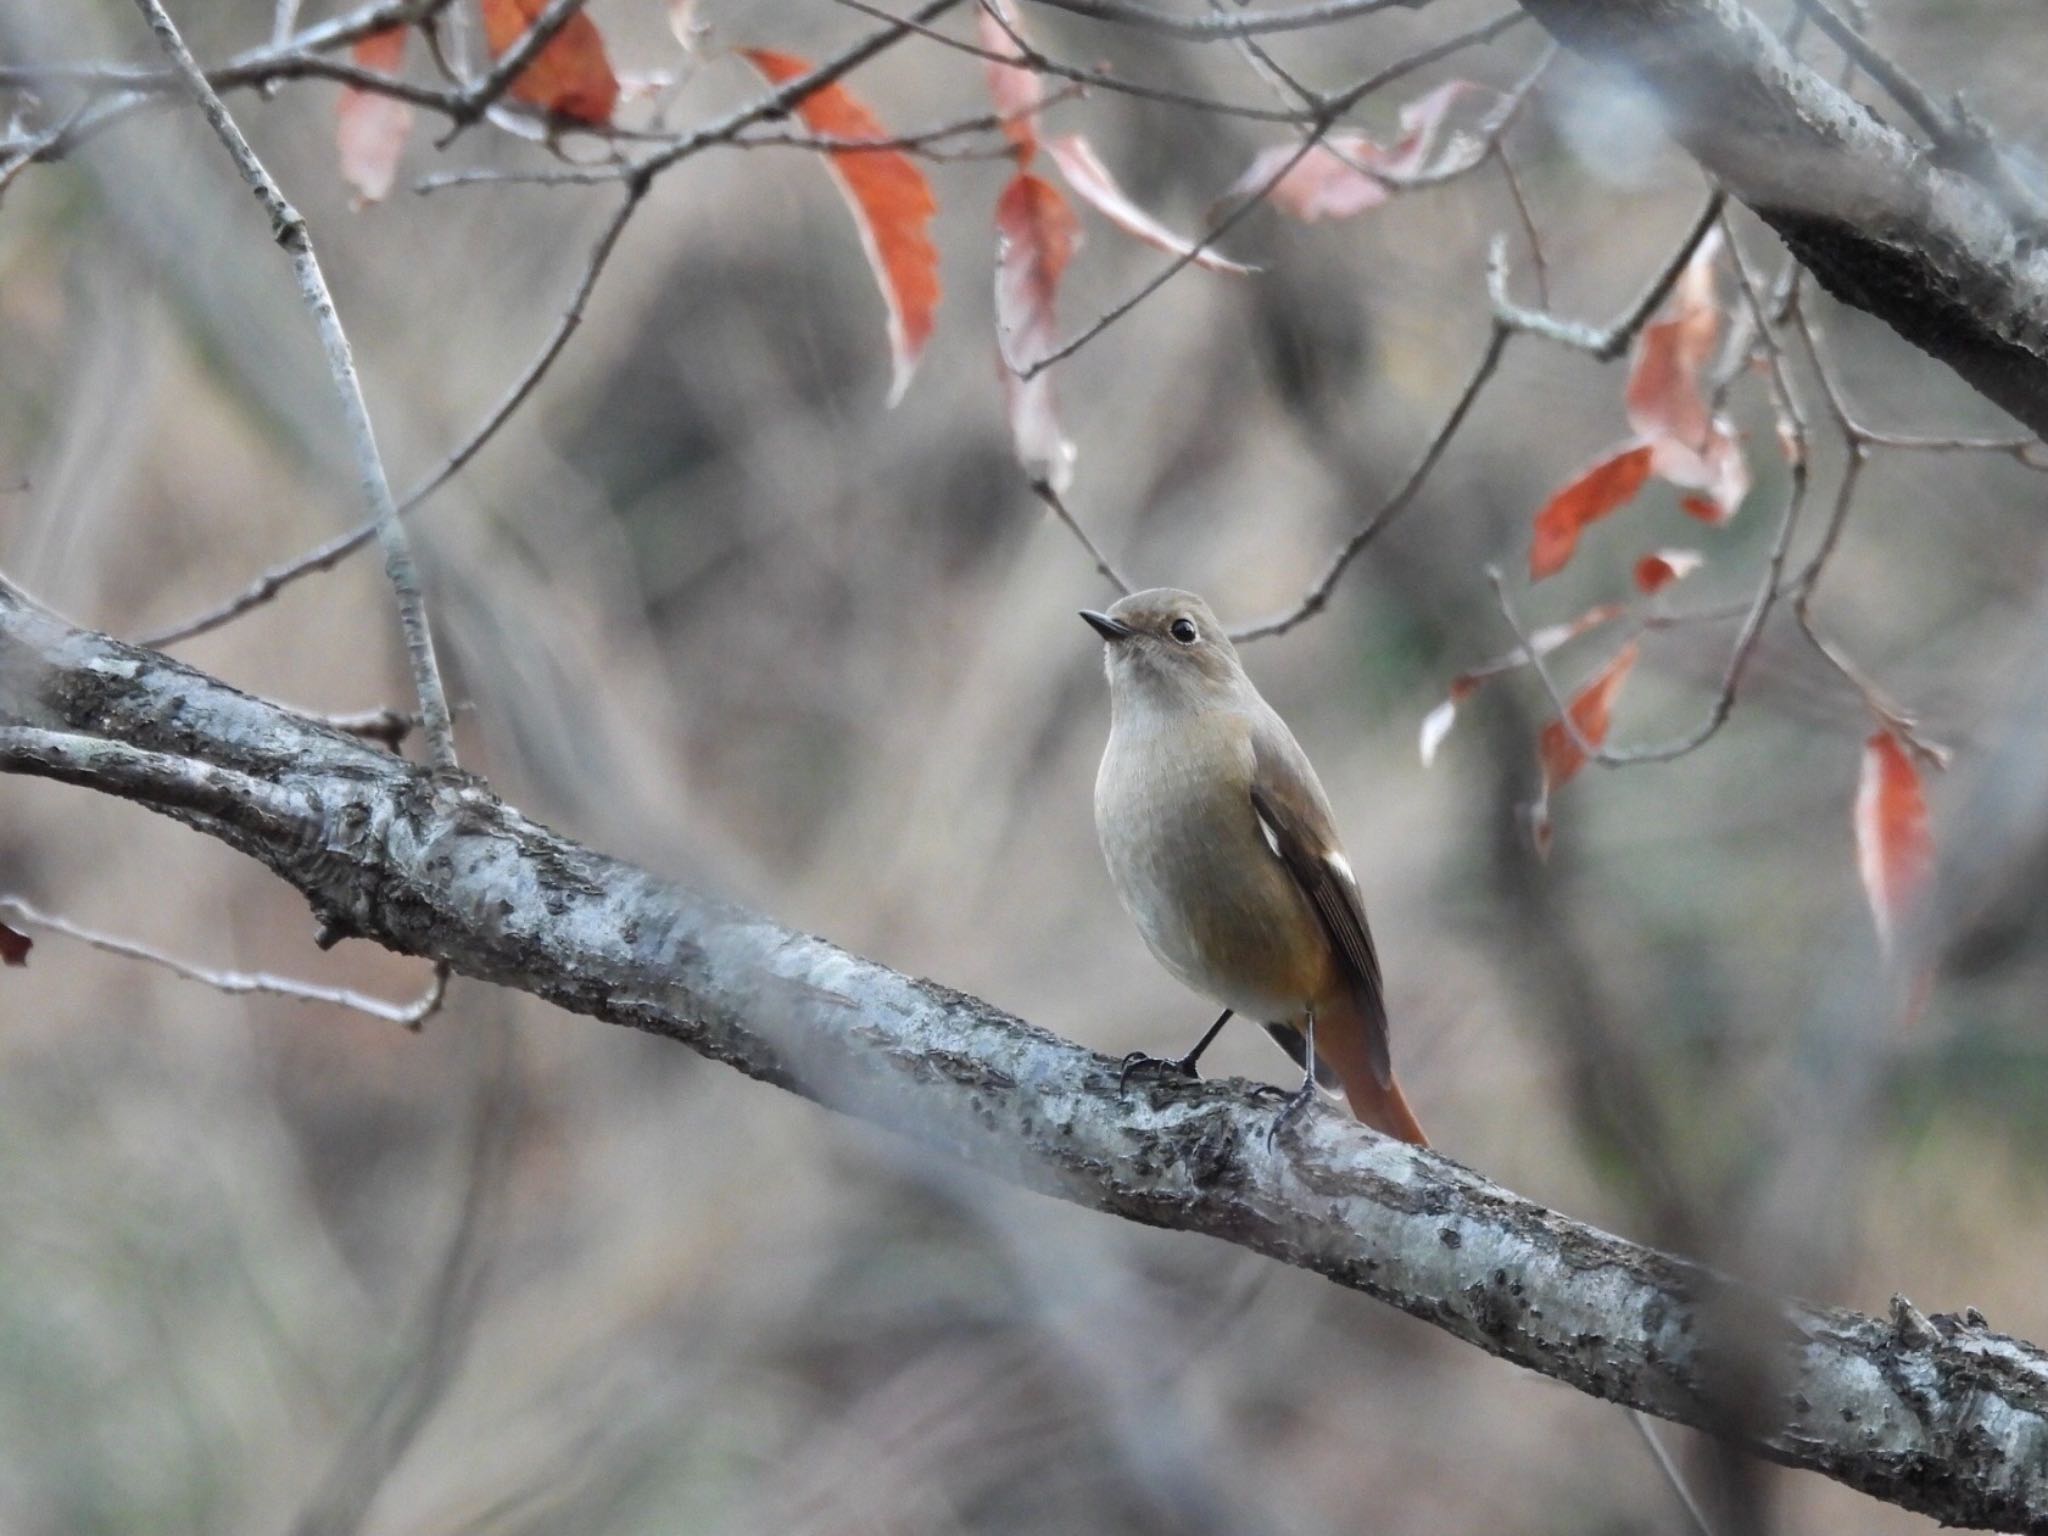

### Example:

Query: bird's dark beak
xmin=1080 ymin=609 xmax=1136 ymax=642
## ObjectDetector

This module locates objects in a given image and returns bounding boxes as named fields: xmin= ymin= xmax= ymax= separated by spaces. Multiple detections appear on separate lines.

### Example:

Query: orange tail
xmin=1343 ymin=1071 xmax=1429 ymax=1147
xmin=1312 ymin=999 xmax=1430 ymax=1147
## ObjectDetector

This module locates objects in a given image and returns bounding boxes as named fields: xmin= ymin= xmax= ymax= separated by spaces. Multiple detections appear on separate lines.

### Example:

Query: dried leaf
xmin=1045 ymin=135 xmax=1253 ymax=275
xmin=978 ymin=0 xmax=1043 ymax=160
xmin=741 ymin=49 xmax=941 ymax=406
xmin=995 ymin=171 xmax=1081 ymax=491
xmin=480 ymin=0 xmax=619 ymax=125
xmin=1230 ymin=135 xmax=1395 ymax=222
xmin=1855 ymin=730 xmax=1934 ymax=953
xmin=1224 ymin=81 xmax=1484 ymax=223
xmin=1378 ymin=79 xmax=1485 ymax=179
xmin=1539 ymin=640 xmax=1638 ymax=794
xmin=1633 ymin=548 xmax=1703 ymax=594
xmin=0 ymin=921 xmax=28 ymax=968
xmin=1626 ymin=227 xmax=1722 ymax=454
xmin=1529 ymin=442 xmax=1655 ymax=581
xmin=335 ymin=27 xmax=413 ymax=206
xmin=1657 ymin=423 xmax=1751 ymax=525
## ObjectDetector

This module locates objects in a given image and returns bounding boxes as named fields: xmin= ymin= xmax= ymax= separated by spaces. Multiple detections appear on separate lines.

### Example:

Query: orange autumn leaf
xmin=1633 ymin=548 xmax=1703 ymax=594
xmin=336 ymin=27 xmax=413 ymax=206
xmin=996 ymin=171 xmax=1081 ymax=491
xmin=480 ymin=0 xmax=619 ymax=125
xmin=1539 ymin=640 xmax=1638 ymax=793
xmin=0 ymin=920 xmax=28 ymax=968
xmin=1855 ymin=730 xmax=1934 ymax=953
xmin=1626 ymin=228 xmax=1721 ymax=455
xmin=1046 ymin=135 xmax=1254 ymax=275
xmin=1528 ymin=442 xmax=1655 ymax=580
xmin=740 ymin=49 xmax=940 ymax=406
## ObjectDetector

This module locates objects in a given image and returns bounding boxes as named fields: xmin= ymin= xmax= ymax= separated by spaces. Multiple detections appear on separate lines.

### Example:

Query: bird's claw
xmin=1264 ymin=1075 xmax=1320 ymax=1151
xmin=1118 ymin=1049 xmax=1201 ymax=1096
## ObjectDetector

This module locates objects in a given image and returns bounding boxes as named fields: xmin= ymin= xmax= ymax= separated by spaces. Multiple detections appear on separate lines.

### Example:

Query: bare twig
xmin=0 ymin=897 xmax=449 ymax=1028
xmin=1490 ymin=191 xmax=1725 ymax=361
xmin=134 ymin=0 xmax=458 ymax=768
xmin=1234 ymin=322 xmax=1512 ymax=641
xmin=834 ymin=0 xmax=1326 ymax=123
xmin=1033 ymin=480 xmax=1133 ymax=595
xmin=1024 ymin=0 xmax=1427 ymax=39
xmin=143 ymin=183 xmax=646 ymax=649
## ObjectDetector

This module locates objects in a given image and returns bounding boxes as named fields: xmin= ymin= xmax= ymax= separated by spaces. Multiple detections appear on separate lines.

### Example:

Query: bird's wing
xmin=1248 ymin=722 xmax=1392 ymax=1088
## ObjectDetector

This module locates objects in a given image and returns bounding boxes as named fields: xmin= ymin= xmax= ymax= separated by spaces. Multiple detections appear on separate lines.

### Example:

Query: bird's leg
xmin=1266 ymin=1007 xmax=1321 ymax=1149
xmin=1119 ymin=1009 xmax=1233 ymax=1094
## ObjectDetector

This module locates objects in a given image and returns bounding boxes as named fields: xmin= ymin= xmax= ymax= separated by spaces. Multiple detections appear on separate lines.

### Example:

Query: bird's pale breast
xmin=1094 ymin=711 xmax=1333 ymax=1022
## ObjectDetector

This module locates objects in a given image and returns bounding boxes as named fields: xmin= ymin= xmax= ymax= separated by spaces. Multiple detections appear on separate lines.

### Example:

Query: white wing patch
xmin=1254 ymin=802 xmax=1283 ymax=860
xmin=1326 ymin=850 xmax=1354 ymax=884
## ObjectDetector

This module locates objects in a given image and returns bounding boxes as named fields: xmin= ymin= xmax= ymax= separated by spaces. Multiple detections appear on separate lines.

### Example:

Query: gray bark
xmin=4 ymin=577 xmax=2048 ymax=1531
xmin=1517 ymin=0 xmax=2048 ymax=437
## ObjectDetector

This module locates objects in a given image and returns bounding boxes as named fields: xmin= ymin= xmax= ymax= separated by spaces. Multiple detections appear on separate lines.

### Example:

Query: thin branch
xmin=0 ymin=726 xmax=311 ymax=835
xmin=1033 ymin=480 xmax=1133 ymax=595
xmin=134 ymin=0 xmax=458 ymax=768
xmin=1493 ymin=142 xmax=1549 ymax=308
xmin=1234 ymin=322 xmax=1512 ymax=641
xmin=0 ymin=897 xmax=449 ymax=1028
xmin=1786 ymin=0 xmax=2045 ymax=226
xmin=142 ymin=182 xmax=646 ymax=649
xmin=1490 ymin=191 xmax=1725 ymax=362
xmin=832 ymin=0 xmax=1326 ymax=124
xmin=1024 ymin=0 xmax=1427 ymax=38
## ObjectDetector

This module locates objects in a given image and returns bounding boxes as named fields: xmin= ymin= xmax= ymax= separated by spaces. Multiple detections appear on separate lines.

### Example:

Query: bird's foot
xmin=1264 ymin=1074 xmax=1320 ymax=1151
xmin=1118 ymin=1049 xmax=1202 ymax=1096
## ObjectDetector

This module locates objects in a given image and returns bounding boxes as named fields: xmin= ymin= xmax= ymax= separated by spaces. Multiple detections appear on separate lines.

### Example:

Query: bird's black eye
xmin=1168 ymin=617 xmax=1199 ymax=644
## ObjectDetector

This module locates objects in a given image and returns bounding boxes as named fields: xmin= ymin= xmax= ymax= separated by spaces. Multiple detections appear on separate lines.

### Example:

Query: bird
xmin=1082 ymin=587 xmax=1428 ymax=1147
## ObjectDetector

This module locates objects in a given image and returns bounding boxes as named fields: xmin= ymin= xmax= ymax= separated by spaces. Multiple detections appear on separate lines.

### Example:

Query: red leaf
xmin=1855 ymin=730 xmax=1934 ymax=952
xmin=1626 ymin=228 xmax=1721 ymax=454
xmin=1225 ymin=81 xmax=1485 ymax=223
xmin=480 ymin=0 xmax=619 ymax=125
xmin=336 ymin=28 xmax=414 ymax=206
xmin=995 ymin=171 xmax=1081 ymax=491
xmin=0 ymin=921 xmax=28 ymax=968
xmin=741 ymin=50 xmax=941 ymax=406
xmin=1529 ymin=442 xmax=1655 ymax=581
xmin=1046 ymin=135 xmax=1253 ymax=275
xmin=978 ymin=0 xmax=1043 ymax=161
xmin=1539 ymin=640 xmax=1638 ymax=794
xmin=1633 ymin=548 xmax=1703 ymax=594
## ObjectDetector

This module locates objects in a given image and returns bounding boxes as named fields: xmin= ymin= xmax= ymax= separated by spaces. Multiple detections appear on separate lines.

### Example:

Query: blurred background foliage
xmin=4 ymin=0 xmax=2048 ymax=1531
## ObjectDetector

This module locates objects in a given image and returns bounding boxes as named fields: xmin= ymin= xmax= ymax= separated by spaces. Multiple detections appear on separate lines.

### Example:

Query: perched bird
xmin=1083 ymin=588 xmax=1428 ymax=1146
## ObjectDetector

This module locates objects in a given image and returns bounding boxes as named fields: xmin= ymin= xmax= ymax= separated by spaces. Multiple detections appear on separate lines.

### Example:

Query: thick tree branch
xmin=4 ymin=579 xmax=2048 ymax=1531
xmin=1514 ymin=0 xmax=2048 ymax=436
